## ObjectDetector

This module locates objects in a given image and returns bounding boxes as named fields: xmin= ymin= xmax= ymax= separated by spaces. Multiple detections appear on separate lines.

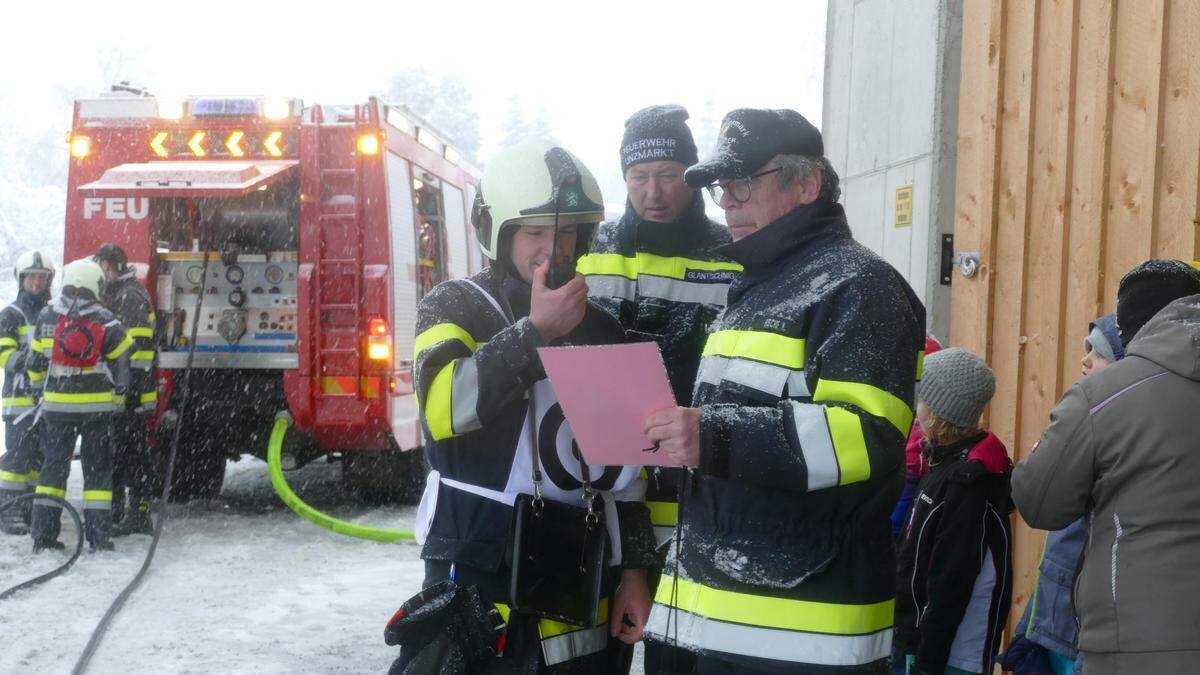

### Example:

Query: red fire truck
xmin=63 ymin=91 xmax=482 ymax=499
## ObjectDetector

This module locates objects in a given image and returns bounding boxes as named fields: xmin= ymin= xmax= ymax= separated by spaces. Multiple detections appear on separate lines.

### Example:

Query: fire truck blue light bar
xmin=192 ymin=98 xmax=259 ymax=116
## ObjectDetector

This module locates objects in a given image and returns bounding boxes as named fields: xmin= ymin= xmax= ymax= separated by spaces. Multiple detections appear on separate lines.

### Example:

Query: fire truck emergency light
xmin=368 ymin=343 xmax=391 ymax=361
xmin=225 ymin=131 xmax=246 ymax=157
xmin=150 ymin=132 xmax=170 ymax=158
xmin=69 ymin=135 xmax=92 ymax=159
xmin=357 ymin=133 xmax=381 ymax=156
xmin=188 ymin=131 xmax=207 ymax=157
xmin=367 ymin=317 xmax=390 ymax=361
xmin=158 ymin=100 xmax=185 ymax=120
xmin=368 ymin=317 xmax=388 ymax=336
xmin=264 ymin=131 xmax=284 ymax=157
xmin=262 ymin=98 xmax=291 ymax=120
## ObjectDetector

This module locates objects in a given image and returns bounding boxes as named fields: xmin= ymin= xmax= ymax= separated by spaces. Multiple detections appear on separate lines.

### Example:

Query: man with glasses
xmin=642 ymin=108 xmax=926 ymax=673
xmin=578 ymin=105 xmax=739 ymax=674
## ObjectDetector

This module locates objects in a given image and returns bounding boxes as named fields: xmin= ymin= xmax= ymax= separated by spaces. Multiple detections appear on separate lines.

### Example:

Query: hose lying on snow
xmin=267 ymin=412 xmax=413 ymax=542
xmin=0 ymin=493 xmax=85 ymax=600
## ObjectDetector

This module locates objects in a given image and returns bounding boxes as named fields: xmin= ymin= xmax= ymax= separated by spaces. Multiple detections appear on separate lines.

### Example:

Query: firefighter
xmin=0 ymin=251 xmax=55 ymax=534
xmin=94 ymin=243 xmax=157 ymax=536
xmin=28 ymin=258 xmax=132 ymax=552
xmin=642 ymin=109 xmax=926 ymax=672
xmin=395 ymin=139 xmax=657 ymax=673
xmin=577 ymin=104 xmax=739 ymax=675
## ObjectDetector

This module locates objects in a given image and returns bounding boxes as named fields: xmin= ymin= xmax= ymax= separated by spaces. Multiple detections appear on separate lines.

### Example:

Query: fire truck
xmin=63 ymin=91 xmax=483 ymax=499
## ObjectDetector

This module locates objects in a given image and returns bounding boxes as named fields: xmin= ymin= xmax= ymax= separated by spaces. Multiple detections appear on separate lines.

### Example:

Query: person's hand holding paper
xmin=537 ymin=342 xmax=683 ymax=467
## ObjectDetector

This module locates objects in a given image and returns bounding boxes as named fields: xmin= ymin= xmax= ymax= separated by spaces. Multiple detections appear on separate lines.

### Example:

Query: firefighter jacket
xmin=894 ymin=432 xmax=1014 ymax=675
xmin=412 ymin=266 xmax=658 ymax=668
xmin=578 ymin=193 xmax=741 ymax=546
xmin=102 ymin=269 xmax=157 ymax=413
xmin=29 ymin=295 xmax=132 ymax=417
xmin=1 ymin=290 xmax=48 ymax=419
xmin=645 ymin=200 xmax=926 ymax=669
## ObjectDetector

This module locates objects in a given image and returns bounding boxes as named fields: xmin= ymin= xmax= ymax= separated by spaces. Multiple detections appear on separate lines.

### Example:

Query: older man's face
xmin=719 ymin=158 xmax=821 ymax=241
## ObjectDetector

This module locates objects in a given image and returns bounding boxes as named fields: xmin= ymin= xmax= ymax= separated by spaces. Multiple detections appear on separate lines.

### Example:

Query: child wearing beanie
xmin=893 ymin=348 xmax=1014 ymax=675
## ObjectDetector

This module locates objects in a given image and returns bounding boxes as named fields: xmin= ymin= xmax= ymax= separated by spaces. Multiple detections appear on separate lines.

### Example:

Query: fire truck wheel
xmin=345 ymin=448 xmax=428 ymax=505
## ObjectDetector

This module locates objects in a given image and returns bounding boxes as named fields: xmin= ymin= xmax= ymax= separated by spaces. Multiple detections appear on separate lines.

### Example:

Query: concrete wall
xmin=822 ymin=0 xmax=962 ymax=342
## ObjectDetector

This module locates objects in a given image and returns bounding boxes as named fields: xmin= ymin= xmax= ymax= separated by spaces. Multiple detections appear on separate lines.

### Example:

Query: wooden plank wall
xmin=950 ymin=0 xmax=1200 ymax=632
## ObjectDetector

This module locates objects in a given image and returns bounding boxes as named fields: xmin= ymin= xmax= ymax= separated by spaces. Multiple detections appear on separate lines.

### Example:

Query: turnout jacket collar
xmin=619 ymin=191 xmax=714 ymax=255
xmin=13 ymin=290 xmax=48 ymax=319
xmin=716 ymin=200 xmax=851 ymax=277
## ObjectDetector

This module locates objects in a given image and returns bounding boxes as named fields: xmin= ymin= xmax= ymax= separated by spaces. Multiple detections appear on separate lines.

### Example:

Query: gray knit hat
xmin=918 ymin=348 xmax=996 ymax=428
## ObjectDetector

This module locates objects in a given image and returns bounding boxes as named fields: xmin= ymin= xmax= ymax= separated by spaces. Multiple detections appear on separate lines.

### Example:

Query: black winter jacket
xmin=895 ymin=432 xmax=1014 ymax=675
xmin=101 ymin=270 xmax=157 ymax=413
xmin=0 ymin=290 xmax=49 ymax=419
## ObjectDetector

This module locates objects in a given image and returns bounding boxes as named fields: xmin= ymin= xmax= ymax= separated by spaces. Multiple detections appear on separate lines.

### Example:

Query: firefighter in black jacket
xmin=578 ymin=105 xmax=740 ymax=552
xmin=394 ymin=140 xmax=656 ymax=674
xmin=28 ymin=258 xmax=132 ymax=552
xmin=642 ymin=109 xmax=926 ymax=673
xmin=94 ymin=243 xmax=157 ymax=535
xmin=0 ymin=250 xmax=55 ymax=534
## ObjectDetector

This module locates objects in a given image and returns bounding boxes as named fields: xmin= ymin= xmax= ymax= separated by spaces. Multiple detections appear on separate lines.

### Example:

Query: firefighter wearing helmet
xmin=0 ymin=251 xmax=55 ymax=534
xmin=26 ymin=258 xmax=132 ymax=552
xmin=94 ymin=243 xmax=158 ymax=536
xmin=388 ymin=140 xmax=656 ymax=673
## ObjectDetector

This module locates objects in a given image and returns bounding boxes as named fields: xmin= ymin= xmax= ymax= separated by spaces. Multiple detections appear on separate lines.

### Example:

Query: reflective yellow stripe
xmin=128 ymin=327 xmax=154 ymax=339
xmin=83 ymin=490 xmax=113 ymax=502
xmin=1 ymin=470 xmax=35 ymax=483
xmin=45 ymin=391 xmax=115 ymax=404
xmin=813 ymin=379 xmax=913 ymax=436
xmin=577 ymin=252 xmax=741 ymax=281
xmin=1 ymin=396 xmax=35 ymax=407
xmin=131 ymin=349 xmax=155 ymax=362
xmin=702 ymin=330 xmax=805 ymax=370
xmin=106 ymin=333 xmax=134 ymax=360
xmin=656 ymin=575 xmax=893 ymax=635
xmin=17 ymin=325 xmax=33 ymax=336
xmin=28 ymin=370 xmax=46 ymax=382
xmin=916 ymin=351 xmax=925 ymax=381
xmin=422 ymin=362 xmax=456 ymax=440
xmin=493 ymin=599 xmax=609 ymax=638
xmin=35 ymin=485 xmax=67 ymax=498
xmin=413 ymin=323 xmax=477 ymax=360
xmin=34 ymin=337 xmax=53 ymax=353
xmin=647 ymin=500 xmax=678 ymax=527
xmin=140 ymin=390 xmax=158 ymax=404
xmin=825 ymin=407 xmax=871 ymax=485
xmin=0 ymin=337 xmax=17 ymax=348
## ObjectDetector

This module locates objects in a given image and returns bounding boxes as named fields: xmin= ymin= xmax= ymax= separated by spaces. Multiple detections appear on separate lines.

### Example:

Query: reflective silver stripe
xmin=698 ymin=354 xmax=808 ymax=398
xmin=540 ymin=624 xmax=608 ymax=666
xmin=645 ymin=605 xmax=891 ymax=666
xmin=137 ymin=402 xmax=156 ymax=413
xmin=2 ymin=403 xmax=36 ymax=415
xmin=82 ymin=499 xmax=112 ymax=511
xmin=450 ymin=359 xmax=482 ymax=434
xmin=638 ymin=276 xmax=729 ymax=306
xmin=42 ymin=401 xmax=117 ymax=414
xmin=130 ymin=360 xmax=154 ymax=370
xmin=653 ymin=525 xmax=676 ymax=548
xmin=789 ymin=402 xmax=839 ymax=491
xmin=585 ymin=275 xmax=637 ymax=302
xmin=33 ymin=497 xmax=63 ymax=508
xmin=0 ymin=482 xmax=28 ymax=492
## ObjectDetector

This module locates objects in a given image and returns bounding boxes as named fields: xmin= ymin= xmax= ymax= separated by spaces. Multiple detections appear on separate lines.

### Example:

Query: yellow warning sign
xmin=895 ymin=185 xmax=913 ymax=228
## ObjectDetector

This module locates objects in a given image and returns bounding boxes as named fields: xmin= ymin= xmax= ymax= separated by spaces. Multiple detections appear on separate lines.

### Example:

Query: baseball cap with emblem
xmin=684 ymin=108 xmax=824 ymax=188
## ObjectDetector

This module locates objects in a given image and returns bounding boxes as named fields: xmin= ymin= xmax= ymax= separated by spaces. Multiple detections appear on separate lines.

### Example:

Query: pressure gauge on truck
xmin=264 ymin=264 xmax=284 ymax=285
xmin=185 ymin=266 xmax=204 ymax=284
xmin=225 ymin=265 xmax=245 ymax=284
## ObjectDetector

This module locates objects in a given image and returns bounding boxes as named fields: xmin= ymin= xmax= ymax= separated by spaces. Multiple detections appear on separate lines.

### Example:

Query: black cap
xmin=93 ymin=243 xmax=128 ymax=271
xmin=1116 ymin=259 xmax=1200 ymax=346
xmin=620 ymin=104 xmax=699 ymax=175
xmin=684 ymin=108 xmax=823 ymax=187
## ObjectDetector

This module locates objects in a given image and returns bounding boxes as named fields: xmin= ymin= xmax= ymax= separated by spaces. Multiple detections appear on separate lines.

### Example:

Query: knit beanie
xmin=1084 ymin=313 xmax=1125 ymax=362
xmin=620 ymin=104 xmax=699 ymax=175
xmin=918 ymin=348 xmax=996 ymax=429
xmin=1116 ymin=259 xmax=1200 ymax=346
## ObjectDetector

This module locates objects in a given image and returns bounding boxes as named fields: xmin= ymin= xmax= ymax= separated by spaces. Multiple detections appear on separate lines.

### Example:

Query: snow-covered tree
xmin=382 ymin=68 xmax=481 ymax=160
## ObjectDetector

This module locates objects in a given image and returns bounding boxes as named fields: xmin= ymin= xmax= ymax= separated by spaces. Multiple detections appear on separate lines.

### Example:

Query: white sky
xmin=2 ymin=0 xmax=827 ymax=204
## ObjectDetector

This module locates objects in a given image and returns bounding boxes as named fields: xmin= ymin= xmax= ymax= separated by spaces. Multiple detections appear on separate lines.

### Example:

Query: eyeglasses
xmin=705 ymin=167 xmax=783 ymax=204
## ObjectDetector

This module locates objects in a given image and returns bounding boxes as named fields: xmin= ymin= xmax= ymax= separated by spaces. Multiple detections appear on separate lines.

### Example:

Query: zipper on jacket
xmin=1110 ymin=513 xmax=1122 ymax=604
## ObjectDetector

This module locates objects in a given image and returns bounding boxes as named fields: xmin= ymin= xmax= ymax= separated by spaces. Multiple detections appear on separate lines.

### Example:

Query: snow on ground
xmin=0 ymin=458 xmax=422 ymax=674
xmin=0 ymin=457 xmax=648 ymax=674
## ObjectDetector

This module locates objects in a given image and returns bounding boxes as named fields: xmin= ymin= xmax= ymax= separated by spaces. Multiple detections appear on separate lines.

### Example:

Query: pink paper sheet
xmin=537 ymin=342 xmax=681 ymax=467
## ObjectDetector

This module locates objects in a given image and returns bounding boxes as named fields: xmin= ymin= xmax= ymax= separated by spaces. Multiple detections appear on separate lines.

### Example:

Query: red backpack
xmin=52 ymin=315 xmax=106 ymax=368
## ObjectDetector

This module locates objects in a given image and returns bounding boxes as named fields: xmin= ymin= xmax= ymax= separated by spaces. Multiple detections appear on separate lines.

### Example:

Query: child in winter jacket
xmin=894 ymin=348 xmax=1014 ymax=675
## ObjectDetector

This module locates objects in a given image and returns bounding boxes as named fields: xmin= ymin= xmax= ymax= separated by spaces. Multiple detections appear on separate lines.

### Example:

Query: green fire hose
xmin=266 ymin=412 xmax=414 ymax=542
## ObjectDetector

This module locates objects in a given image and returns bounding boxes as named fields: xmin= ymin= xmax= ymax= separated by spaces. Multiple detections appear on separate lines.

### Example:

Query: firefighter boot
xmin=112 ymin=493 xmax=153 ymax=537
xmin=32 ymin=539 xmax=66 ymax=553
xmin=0 ymin=489 xmax=32 ymax=535
xmin=85 ymin=508 xmax=114 ymax=552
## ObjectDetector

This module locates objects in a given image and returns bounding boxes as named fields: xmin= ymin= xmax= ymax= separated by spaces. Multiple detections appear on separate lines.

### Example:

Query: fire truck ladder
xmin=312 ymin=103 xmax=373 ymax=403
